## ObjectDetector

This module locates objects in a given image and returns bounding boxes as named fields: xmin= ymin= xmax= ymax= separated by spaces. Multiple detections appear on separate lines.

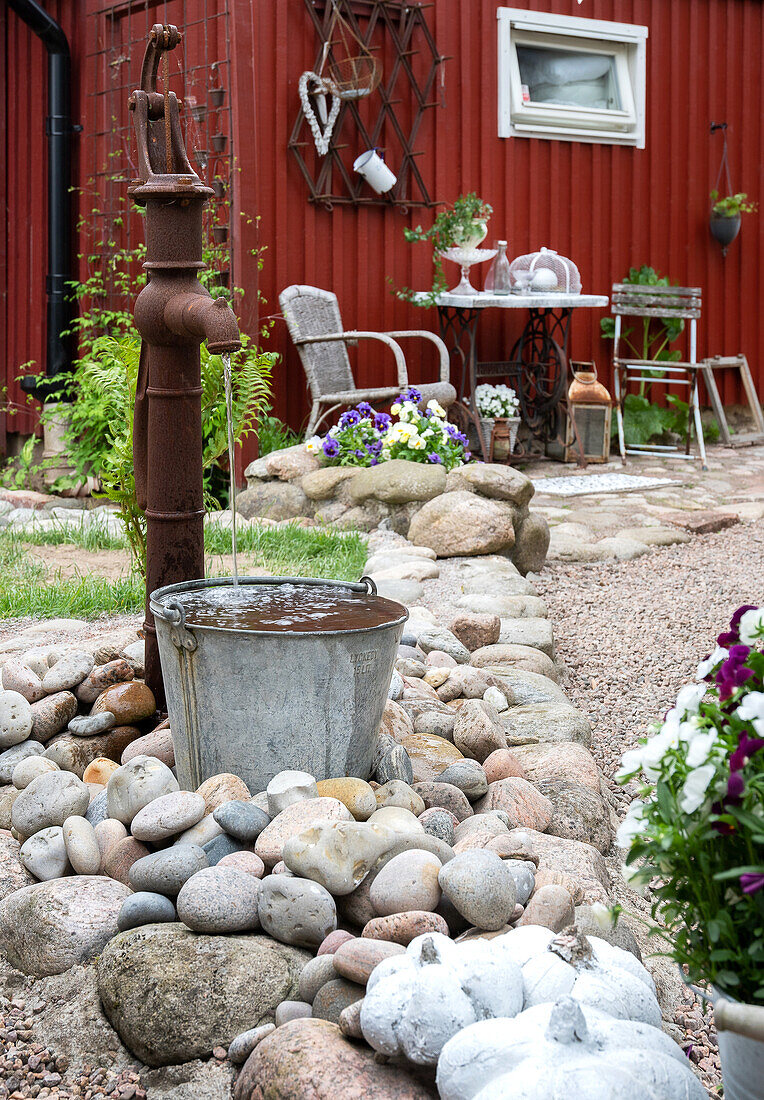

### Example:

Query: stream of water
xmin=222 ymin=352 xmax=239 ymax=587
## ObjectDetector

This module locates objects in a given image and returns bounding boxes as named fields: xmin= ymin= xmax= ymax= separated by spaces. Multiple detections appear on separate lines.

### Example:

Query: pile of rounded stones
xmin=237 ymin=448 xmax=550 ymax=572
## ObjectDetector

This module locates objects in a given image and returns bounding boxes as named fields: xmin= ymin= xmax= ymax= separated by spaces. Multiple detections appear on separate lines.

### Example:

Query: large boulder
xmin=233 ymin=1018 xmax=436 ymax=1100
xmin=0 ymin=876 xmax=130 ymax=975
xmin=301 ymin=467 xmax=359 ymax=500
xmin=236 ymin=482 xmax=311 ymax=521
xmin=445 ymin=463 xmax=534 ymax=507
xmin=501 ymin=702 xmax=593 ymax=748
xmin=512 ymin=511 xmax=551 ymax=575
xmin=350 ymin=460 xmax=446 ymax=505
xmin=0 ymin=833 xmax=35 ymax=900
xmin=408 ymin=492 xmax=516 ymax=557
xmin=264 ymin=445 xmax=321 ymax=481
xmin=97 ymin=923 xmax=309 ymax=1066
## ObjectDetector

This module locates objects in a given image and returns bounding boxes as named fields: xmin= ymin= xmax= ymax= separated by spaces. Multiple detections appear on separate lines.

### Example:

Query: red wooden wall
xmin=252 ymin=0 xmax=764 ymax=429
xmin=4 ymin=0 xmax=764 ymax=445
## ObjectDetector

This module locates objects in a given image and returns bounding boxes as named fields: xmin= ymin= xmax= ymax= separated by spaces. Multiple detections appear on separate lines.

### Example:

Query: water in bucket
xmin=222 ymin=352 xmax=238 ymax=586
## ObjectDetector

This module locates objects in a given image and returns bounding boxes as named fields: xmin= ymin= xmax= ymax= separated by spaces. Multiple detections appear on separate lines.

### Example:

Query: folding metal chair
xmin=611 ymin=284 xmax=707 ymax=468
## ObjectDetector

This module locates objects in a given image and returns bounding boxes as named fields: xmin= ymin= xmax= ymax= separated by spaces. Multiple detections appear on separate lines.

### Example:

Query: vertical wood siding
xmin=4 ymin=0 xmax=764 ymax=443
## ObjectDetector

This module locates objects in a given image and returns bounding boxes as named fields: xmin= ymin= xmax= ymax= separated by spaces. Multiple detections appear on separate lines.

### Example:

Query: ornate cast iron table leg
xmin=435 ymin=305 xmax=491 ymax=459
xmin=509 ymin=307 xmax=571 ymax=452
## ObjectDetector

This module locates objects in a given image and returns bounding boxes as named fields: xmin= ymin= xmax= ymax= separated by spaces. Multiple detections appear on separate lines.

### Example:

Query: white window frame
xmin=497 ymin=8 xmax=648 ymax=148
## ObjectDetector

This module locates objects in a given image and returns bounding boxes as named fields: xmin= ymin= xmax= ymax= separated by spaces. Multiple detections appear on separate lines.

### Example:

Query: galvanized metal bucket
xmin=682 ymin=974 xmax=764 ymax=1100
xmin=150 ymin=576 xmax=407 ymax=794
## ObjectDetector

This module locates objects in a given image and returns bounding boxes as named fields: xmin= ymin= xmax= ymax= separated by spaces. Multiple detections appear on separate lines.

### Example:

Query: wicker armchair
xmin=279 ymin=284 xmax=456 ymax=436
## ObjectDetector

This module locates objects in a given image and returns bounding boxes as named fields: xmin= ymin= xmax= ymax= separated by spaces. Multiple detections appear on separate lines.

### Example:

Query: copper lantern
xmin=565 ymin=362 xmax=613 ymax=463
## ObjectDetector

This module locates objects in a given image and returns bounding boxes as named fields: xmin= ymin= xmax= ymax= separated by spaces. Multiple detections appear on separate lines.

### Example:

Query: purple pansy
xmin=730 ymin=732 xmax=764 ymax=772
xmin=716 ymin=644 xmax=754 ymax=700
xmin=717 ymin=604 xmax=759 ymax=647
xmin=356 ymin=401 xmax=374 ymax=418
xmin=339 ymin=409 xmax=361 ymax=428
xmin=740 ymin=874 xmax=764 ymax=895
xmin=322 ymin=438 xmax=340 ymax=458
xmin=374 ymin=413 xmax=392 ymax=432
xmin=427 ymin=452 xmax=443 ymax=464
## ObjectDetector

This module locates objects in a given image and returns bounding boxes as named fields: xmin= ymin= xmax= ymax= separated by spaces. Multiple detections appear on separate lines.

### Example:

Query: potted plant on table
xmin=616 ymin=604 xmax=764 ymax=1099
xmin=709 ymin=190 xmax=757 ymax=255
xmin=396 ymin=192 xmax=493 ymax=304
xmin=473 ymin=383 xmax=521 ymax=459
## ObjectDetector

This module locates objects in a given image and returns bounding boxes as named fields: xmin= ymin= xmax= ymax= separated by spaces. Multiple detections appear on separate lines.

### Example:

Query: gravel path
xmin=534 ymin=519 xmax=764 ymax=1098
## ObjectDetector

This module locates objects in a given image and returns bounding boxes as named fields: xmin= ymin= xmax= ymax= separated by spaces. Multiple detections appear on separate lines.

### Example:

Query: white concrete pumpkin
xmin=360 ymin=932 xmax=524 ymax=1065
xmin=437 ymin=997 xmax=707 ymax=1100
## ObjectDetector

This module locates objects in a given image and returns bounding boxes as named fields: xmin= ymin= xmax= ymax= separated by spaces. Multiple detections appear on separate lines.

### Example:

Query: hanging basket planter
xmin=193 ymin=149 xmax=208 ymax=170
xmin=209 ymin=87 xmax=226 ymax=109
xmin=189 ymin=104 xmax=206 ymax=123
xmin=322 ymin=1 xmax=381 ymax=100
xmin=212 ymin=225 xmax=228 ymax=244
xmin=211 ymin=178 xmax=226 ymax=199
xmin=211 ymin=133 xmax=228 ymax=153
xmin=709 ymin=212 xmax=741 ymax=255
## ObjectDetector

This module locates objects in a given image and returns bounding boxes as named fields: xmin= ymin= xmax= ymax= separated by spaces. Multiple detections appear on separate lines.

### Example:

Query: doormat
xmin=532 ymin=473 xmax=676 ymax=497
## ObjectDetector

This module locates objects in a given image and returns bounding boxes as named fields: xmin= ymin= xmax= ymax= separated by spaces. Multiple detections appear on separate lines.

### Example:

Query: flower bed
xmin=305 ymin=389 xmax=470 ymax=471
xmin=616 ymin=604 xmax=764 ymax=1004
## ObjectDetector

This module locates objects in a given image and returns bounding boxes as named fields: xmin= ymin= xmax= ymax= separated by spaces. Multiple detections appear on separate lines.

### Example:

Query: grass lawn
xmin=0 ymin=521 xmax=368 ymax=620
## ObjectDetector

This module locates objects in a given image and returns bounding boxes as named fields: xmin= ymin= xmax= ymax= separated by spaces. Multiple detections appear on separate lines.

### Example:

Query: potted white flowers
xmin=473 ymin=383 xmax=521 ymax=459
xmin=616 ymin=604 xmax=764 ymax=1100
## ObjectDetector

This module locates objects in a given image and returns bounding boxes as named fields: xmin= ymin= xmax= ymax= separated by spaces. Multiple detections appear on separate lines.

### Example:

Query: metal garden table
xmin=421 ymin=291 xmax=609 ymax=459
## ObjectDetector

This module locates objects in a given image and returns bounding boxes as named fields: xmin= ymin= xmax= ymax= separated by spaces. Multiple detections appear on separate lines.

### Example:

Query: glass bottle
xmin=484 ymin=240 xmax=512 ymax=294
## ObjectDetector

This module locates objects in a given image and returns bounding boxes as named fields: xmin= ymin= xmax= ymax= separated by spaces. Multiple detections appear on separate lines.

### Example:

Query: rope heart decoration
xmin=299 ymin=71 xmax=341 ymax=156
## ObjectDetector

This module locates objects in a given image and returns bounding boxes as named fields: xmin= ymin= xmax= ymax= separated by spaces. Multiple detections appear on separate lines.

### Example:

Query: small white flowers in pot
xmin=474 ymin=383 xmax=520 ymax=420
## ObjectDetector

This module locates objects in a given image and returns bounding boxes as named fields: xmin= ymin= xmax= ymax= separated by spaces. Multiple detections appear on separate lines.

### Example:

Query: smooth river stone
xmin=0 ymin=786 xmax=20 ymax=831
xmin=298 ymin=954 xmax=338 ymax=1003
xmin=1 ymin=660 xmax=45 ymax=703
xmin=482 ymin=748 xmax=527 ymax=783
xmin=68 ymin=712 xmax=116 ymax=737
xmin=418 ymin=808 xmax=457 ymax=846
xmin=128 ymin=844 xmax=209 ymax=897
xmin=117 ymin=891 xmax=176 ymax=932
xmin=106 ymin=755 xmax=179 ymax=826
xmin=373 ymin=780 xmax=425 ymax=817
xmin=91 ymin=681 xmax=156 ymax=725
xmin=130 ymin=790 xmax=205 ymax=842
xmin=366 ymin=806 xmax=424 ymax=837
xmin=315 ymin=778 xmax=377 ymax=821
xmin=227 ymin=1023 xmax=275 ymax=1066
xmin=217 ymin=851 xmax=265 ymax=878
xmin=62 ymin=815 xmax=101 ymax=875
xmin=30 ymin=692 xmax=78 ymax=743
xmin=75 ymin=659 xmax=134 ymax=704
xmin=331 ymin=938 xmax=405 ymax=985
xmin=196 ymin=772 xmax=251 ymax=814
xmin=12 ymin=755 xmax=59 ymax=789
xmin=19 ymin=826 xmax=70 ymax=880
xmin=82 ymin=758 xmax=120 ymax=786
xmin=94 ymin=818 xmax=128 ymax=866
xmin=472 ymin=777 xmax=554 ymax=831
xmin=255 ymin=797 xmax=353 ymax=869
xmin=12 ymin=771 xmax=90 ymax=837
xmin=369 ymin=850 xmax=443 ymax=916
xmin=212 ymin=799 xmax=270 ymax=842
xmin=311 ymin=979 xmax=364 ymax=1025
xmin=282 ymin=821 xmax=394 ymax=895
xmin=121 ymin=725 xmax=175 ymax=767
xmin=258 ymin=874 xmax=337 ymax=947
xmin=361 ymin=910 xmax=450 ymax=946
xmin=42 ymin=650 xmax=94 ymax=694
xmin=44 ymin=727 xmax=141 ymax=778
xmin=102 ymin=836 xmax=151 ymax=885
xmin=85 ymin=789 xmax=109 ymax=827
xmin=412 ymin=781 xmax=473 ymax=822
xmin=203 ymin=833 xmax=252 ymax=866
xmin=375 ymin=745 xmax=414 ymax=786
xmin=400 ymin=732 xmax=464 ymax=782
xmin=504 ymin=859 xmax=536 ymax=906
xmin=0 ymin=690 xmax=34 ymax=749
xmin=436 ymin=759 xmax=489 ymax=802
xmin=174 ymin=814 xmax=224 ymax=848
xmin=266 ymin=770 xmax=318 ymax=816
xmin=177 ymin=866 xmax=261 ymax=933
xmin=275 ymin=1001 xmax=313 ymax=1027
xmin=0 ymin=740 xmax=44 ymax=784
xmin=438 ymin=849 xmax=517 ymax=931
xmin=317 ymin=929 xmax=356 ymax=956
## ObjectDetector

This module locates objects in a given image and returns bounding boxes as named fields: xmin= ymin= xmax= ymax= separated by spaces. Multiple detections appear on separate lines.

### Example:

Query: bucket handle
xmin=158 ymin=597 xmax=198 ymax=653
xmin=360 ymin=575 xmax=377 ymax=595
xmin=679 ymin=970 xmax=764 ymax=1041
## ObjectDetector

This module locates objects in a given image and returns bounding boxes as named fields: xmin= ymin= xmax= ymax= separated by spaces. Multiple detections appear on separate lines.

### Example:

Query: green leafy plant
xmin=616 ymin=605 xmax=764 ymax=1004
xmin=710 ymin=190 xmax=757 ymax=217
xmin=252 ymin=409 xmax=300 ymax=456
xmin=51 ymin=334 xmax=274 ymax=577
xmin=395 ymin=193 xmax=493 ymax=304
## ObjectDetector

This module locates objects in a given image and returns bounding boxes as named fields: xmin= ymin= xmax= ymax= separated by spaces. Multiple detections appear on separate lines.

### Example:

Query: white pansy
xmin=426 ymin=399 xmax=446 ymax=418
xmin=409 ymin=437 xmax=426 ymax=450
xmin=679 ymin=764 xmax=716 ymax=815
xmin=390 ymin=402 xmax=401 ymax=415
xmin=474 ymin=382 xmax=520 ymax=419
xmin=685 ymin=729 xmax=719 ymax=768
xmin=304 ymin=435 xmax=322 ymax=454
xmin=736 ymin=691 xmax=764 ymax=737
xmin=697 ymin=645 xmax=728 ymax=680
xmin=640 ymin=725 xmax=681 ymax=777
xmin=615 ymin=747 xmax=644 ymax=781
xmin=616 ymin=800 xmax=647 ymax=849
xmin=675 ymin=682 xmax=707 ymax=716
xmin=621 ymin=862 xmax=647 ymax=896
xmin=678 ymin=716 xmax=703 ymax=741
xmin=397 ymin=401 xmax=418 ymax=423
xmin=739 ymin=608 xmax=764 ymax=646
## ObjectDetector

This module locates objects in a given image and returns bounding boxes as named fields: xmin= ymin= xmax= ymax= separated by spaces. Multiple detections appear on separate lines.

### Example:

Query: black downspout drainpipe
xmin=9 ymin=0 xmax=80 ymax=402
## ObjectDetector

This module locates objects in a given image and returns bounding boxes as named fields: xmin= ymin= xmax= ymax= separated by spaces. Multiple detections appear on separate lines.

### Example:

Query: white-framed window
xmin=497 ymin=8 xmax=648 ymax=148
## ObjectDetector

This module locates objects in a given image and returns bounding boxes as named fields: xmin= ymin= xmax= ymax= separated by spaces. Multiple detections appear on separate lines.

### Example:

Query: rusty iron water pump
xmin=129 ymin=24 xmax=241 ymax=707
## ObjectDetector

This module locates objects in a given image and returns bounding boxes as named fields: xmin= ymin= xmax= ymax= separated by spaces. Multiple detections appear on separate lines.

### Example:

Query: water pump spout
xmin=164 ymin=293 xmax=242 ymax=356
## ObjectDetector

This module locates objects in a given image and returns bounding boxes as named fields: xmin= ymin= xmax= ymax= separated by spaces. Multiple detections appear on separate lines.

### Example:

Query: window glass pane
xmin=517 ymin=45 xmax=621 ymax=110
